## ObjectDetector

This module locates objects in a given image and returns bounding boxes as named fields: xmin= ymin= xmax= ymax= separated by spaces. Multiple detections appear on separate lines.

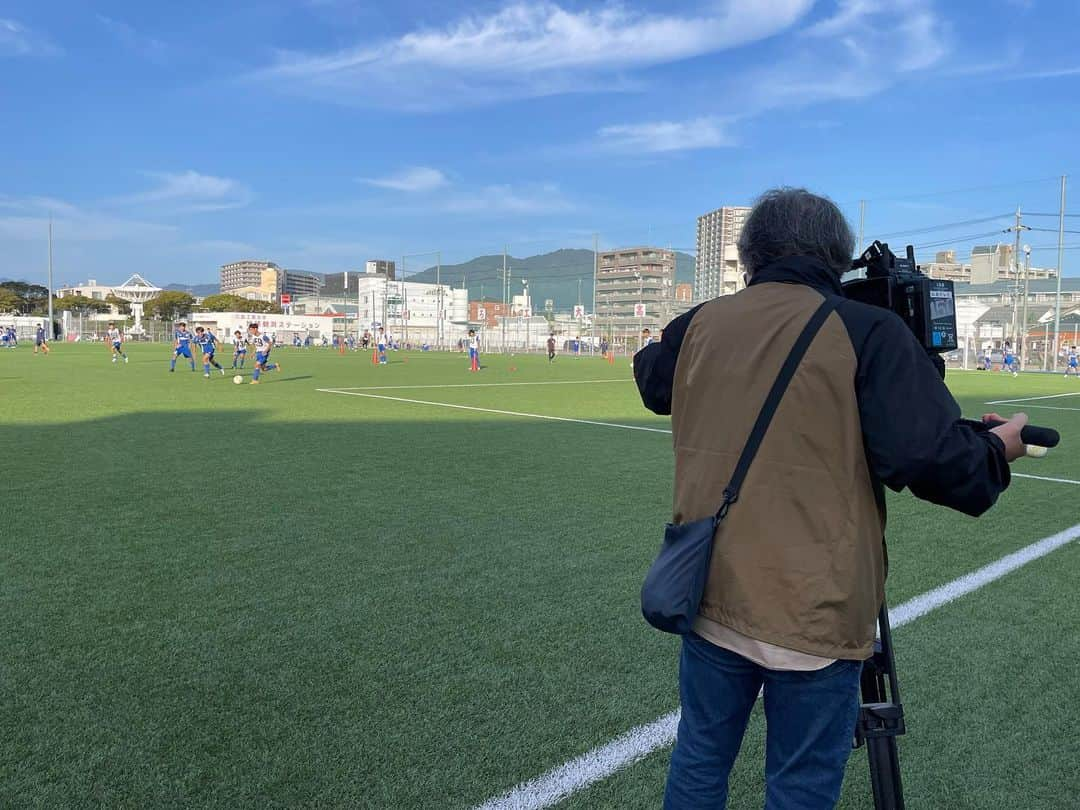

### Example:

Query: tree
xmin=198 ymin=293 xmax=282 ymax=314
xmin=144 ymin=291 xmax=195 ymax=321
xmin=57 ymin=294 xmax=111 ymax=315
xmin=105 ymin=294 xmax=132 ymax=315
xmin=0 ymin=280 xmax=49 ymax=313
xmin=245 ymin=299 xmax=283 ymax=314
xmin=0 ymin=287 xmax=22 ymax=314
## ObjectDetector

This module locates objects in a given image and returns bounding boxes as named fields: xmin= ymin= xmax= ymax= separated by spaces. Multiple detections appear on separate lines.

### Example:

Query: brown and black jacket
xmin=633 ymin=256 xmax=1011 ymax=660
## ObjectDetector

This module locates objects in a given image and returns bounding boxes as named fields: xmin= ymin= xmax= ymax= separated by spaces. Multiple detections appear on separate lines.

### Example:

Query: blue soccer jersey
xmin=1069 ymin=351 xmax=1078 ymax=368
xmin=174 ymin=329 xmax=194 ymax=357
xmin=196 ymin=331 xmax=217 ymax=355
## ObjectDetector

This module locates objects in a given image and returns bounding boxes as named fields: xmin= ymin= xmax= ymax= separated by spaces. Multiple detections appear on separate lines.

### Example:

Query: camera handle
xmin=855 ymin=602 xmax=906 ymax=810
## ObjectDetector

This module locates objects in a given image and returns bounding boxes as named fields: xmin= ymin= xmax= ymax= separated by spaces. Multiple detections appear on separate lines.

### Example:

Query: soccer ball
xmin=233 ymin=375 xmax=244 ymax=385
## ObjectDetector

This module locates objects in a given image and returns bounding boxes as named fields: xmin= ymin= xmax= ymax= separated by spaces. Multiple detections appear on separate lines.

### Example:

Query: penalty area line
xmin=328 ymin=379 xmax=632 ymax=392
xmin=986 ymin=391 xmax=1080 ymax=405
xmin=473 ymin=522 xmax=1080 ymax=810
xmin=315 ymin=389 xmax=673 ymax=435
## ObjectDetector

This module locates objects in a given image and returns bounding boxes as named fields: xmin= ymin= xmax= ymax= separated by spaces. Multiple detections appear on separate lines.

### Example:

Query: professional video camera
xmin=843 ymin=241 xmax=958 ymax=354
xmin=842 ymin=244 xmax=1058 ymax=810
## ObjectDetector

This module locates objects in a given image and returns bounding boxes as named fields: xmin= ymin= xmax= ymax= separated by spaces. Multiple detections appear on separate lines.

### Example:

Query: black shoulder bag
xmin=641 ymin=296 xmax=842 ymax=634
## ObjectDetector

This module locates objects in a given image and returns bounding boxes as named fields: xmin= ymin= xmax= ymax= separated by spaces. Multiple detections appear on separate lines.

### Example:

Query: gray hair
xmin=737 ymin=187 xmax=855 ymax=278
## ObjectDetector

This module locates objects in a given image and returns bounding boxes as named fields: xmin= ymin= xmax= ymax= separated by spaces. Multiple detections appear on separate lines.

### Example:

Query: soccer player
xmin=547 ymin=334 xmax=556 ymax=363
xmin=247 ymin=322 xmax=280 ymax=384
xmin=1 ymin=327 xmax=10 ymax=349
xmin=1002 ymin=341 xmax=1017 ymax=377
xmin=33 ymin=323 xmax=50 ymax=355
xmin=170 ymin=322 xmax=196 ymax=372
xmin=231 ymin=330 xmax=248 ymax=368
xmin=194 ymin=326 xmax=225 ymax=377
xmin=1066 ymin=346 xmax=1079 ymax=378
xmin=107 ymin=322 xmax=128 ymax=364
xmin=376 ymin=327 xmax=388 ymax=365
xmin=467 ymin=329 xmax=480 ymax=372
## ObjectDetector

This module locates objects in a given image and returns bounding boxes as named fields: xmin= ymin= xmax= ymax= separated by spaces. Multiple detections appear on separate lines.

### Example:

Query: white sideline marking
xmin=473 ymin=523 xmax=1080 ymax=810
xmin=315 ymin=389 xmax=673 ymax=435
xmin=986 ymin=392 xmax=1080 ymax=405
xmin=986 ymin=404 xmax=1080 ymax=412
xmin=1013 ymin=473 xmax=1080 ymax=486
xmin=321 ymin=389 xmax=1080 ymax=487
xmin=329 ymin=379 xmax=630 ymax=392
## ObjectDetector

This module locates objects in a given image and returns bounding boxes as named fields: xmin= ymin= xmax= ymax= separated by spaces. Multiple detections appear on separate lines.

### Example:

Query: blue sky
xmin=3 ymin=0 xmax=1080 ymax=286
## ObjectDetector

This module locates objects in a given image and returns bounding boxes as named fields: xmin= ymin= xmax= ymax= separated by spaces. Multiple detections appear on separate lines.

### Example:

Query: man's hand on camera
xmin=983 ymin=412 xmax=1029 ymax=462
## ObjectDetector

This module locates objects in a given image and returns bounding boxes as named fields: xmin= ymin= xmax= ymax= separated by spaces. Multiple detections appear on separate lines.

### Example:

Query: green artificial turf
xmin=1 ymin=344 xmax=1077 ymax=808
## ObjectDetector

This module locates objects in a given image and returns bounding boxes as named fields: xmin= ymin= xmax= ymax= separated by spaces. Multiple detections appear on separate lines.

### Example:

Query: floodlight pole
xmin=1053 ymin=175 xmax=1067 ymax=370
xmin=46 ymin=216 xmax=53 ymax=339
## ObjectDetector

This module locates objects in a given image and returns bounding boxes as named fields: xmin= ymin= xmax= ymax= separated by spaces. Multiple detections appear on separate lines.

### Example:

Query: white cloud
xmin=1014 ymin=65 xmax=1080 ymax=80
xmin=439 ymin=183 xmax=573 ymax=215
xmin=0 ymin=18 xmax=61 ymax=57
xmin=0 ymin=196 xmax=176 ymax=243
xmin=361 ymin=166 xmax=449 ymax=192
xmin=727 ymin=0 xmax=950 ymax=115
xmin=597 ymin=117 xmax=734 ymax=153
xmin=118 ymin=170 xmax=253 ymax=212
xmin=252 ymin=0 xmax=816 ymax=110
xmin=97 ymin=15 xmax=169 ymax=63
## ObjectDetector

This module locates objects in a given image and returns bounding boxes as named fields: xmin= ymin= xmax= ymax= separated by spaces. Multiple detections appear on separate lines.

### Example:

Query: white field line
xmin=1013 ymin=473 xmax=1080 ymax=485
xmin=320 ymin=389 xmax=1080 ymax=486
xmin=474 ymin=522 xmax=1080 ymax=810
xmin=985 ymin=404 xmax=1080 ymax=412
xmin=986 ymin=392 xmax=1080 ymax=405
xmin=315 ymin=389 xmax=673 ymax=435
xmin=329 ymin=379 xmax=631 ymax=392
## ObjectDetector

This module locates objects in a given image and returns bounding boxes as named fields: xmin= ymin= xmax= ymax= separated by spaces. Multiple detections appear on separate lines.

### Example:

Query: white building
xmin=695 ymin=206 xmax=750 ymax=299
xmin=189 ymin=311 xmax=338 ymax=342
xmin=56 ymin=274 xmax=161 ymax=303
xmin=291 ymin=276 xmax=468 ymax=345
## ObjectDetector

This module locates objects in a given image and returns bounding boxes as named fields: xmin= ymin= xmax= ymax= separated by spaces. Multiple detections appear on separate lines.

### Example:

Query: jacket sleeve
xmin=633 ymin=304 xmax=704 ymax=415
xmin=850 ymin=308 xmax=1011 ymax=517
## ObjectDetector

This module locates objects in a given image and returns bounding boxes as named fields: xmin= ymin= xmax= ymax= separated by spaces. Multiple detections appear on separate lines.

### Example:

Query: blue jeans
xmin=664 ymin=632 xmax=862 ymax=810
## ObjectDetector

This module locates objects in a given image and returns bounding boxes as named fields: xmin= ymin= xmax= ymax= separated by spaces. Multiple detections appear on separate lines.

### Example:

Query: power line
xmin=875 ymin=214 xmax=1012 ymax=240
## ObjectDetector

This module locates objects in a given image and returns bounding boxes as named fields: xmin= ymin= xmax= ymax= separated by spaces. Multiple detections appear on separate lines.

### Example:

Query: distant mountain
xmin=165 ymin=282 xmax=219 ymax=298
xmin=407 ymin=248 xmax=695 ymax=311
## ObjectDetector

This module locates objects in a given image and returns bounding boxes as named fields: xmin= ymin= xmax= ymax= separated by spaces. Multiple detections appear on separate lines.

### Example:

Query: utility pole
xmin=47 ymin=216 xmax=54 ymax=339
xmin=523 ymin=278 xmax=529 ymax=353
xmin=592 ymin=233 xmax=599 ymax=356
xmin=1004 ymin=206 xmax=1030 ymax=351
xmin=501 ymin=246 xmax=508 ymax=353
xmin=1021 ymin=245 xmax=1031 ymax=370
xmin=1054 ymin=175 xmax=1067 ymax=370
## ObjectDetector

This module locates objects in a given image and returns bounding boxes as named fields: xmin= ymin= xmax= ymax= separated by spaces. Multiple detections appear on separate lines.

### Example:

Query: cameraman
xmin=634 ymin=188 xmax=1026 ymax=810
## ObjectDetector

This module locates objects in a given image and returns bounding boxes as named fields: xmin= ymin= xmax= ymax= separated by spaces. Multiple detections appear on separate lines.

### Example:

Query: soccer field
xmin=2 ymin=343 xmax=1078 ymax=809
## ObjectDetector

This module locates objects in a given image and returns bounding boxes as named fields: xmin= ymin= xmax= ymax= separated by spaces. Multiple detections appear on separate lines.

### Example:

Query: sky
xmin=3 ymin=0 xmax=1080 ymax=287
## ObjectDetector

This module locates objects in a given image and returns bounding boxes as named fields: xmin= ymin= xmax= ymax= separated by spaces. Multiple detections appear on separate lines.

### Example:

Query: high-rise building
xmin=695 ymin=206 xmax=750 ymax=300
xmin=595 ymin=246 xmax=676 ymax=335
xmin=365 ymin=259 xmax=396 ymax=279
xmin=674 ymin=283 xmax=693 ymax=303
xmin=280 ymin=270 xmax=322 ymax=297
xmin=922 ymin=244 xmax=1055 ymax=285
xmin=220 ymin=261 xmax=280 ymax=296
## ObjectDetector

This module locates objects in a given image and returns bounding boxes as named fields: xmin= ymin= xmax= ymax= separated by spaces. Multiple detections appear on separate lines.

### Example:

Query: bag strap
xmin=715 ymin=295 xmax=843 ymax=522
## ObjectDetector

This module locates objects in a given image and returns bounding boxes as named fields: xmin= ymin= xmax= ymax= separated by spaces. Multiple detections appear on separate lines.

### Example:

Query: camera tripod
xmin=854 ymin=603 xmax=906 ymax=810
